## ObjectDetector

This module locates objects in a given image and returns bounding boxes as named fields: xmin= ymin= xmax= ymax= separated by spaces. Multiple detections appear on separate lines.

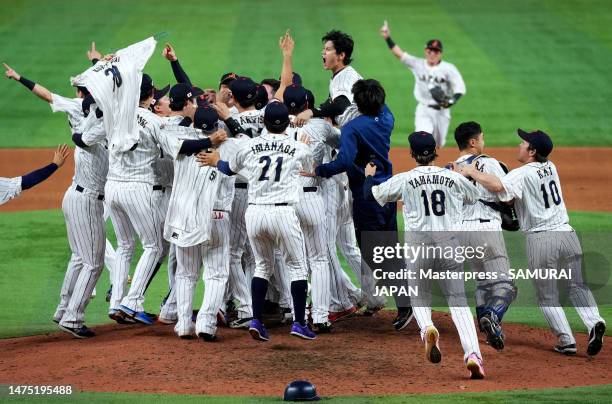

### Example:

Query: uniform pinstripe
xmin=49 ymin=97 xmax=109 ymax=328
xmin=106 ymin=108 xmax=169 ymax=313
xmin=0 ymin=177 xmax=21 ymax=205
xmin=454 ymin=154 xmax=515 ymax=318
xmin=499 ymin=160 xmax=605 ymax=346
xmin=372 ymin=165 xmax=483 ymax=361
xmin=328 ymin=66 xmax=362 ymax=127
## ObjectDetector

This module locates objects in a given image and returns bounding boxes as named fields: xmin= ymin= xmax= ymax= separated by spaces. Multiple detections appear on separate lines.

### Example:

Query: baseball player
xmin=295 ymin=30 xmax=362 ymax=127
xmin=452 ymin=121 xmax=517 ymax=350
xmin=380 ymin=21 xmax=465 ymax=147
xmin=200 ymin=102 xmax=316 ymax=342
xmin=158 ymin=107 xmax=230 ymax=340
xmin=457 ymin=129 xmax=606 ymax=357
xmin=4 ymin=60 xmax=116 ymax=329
xmin=0 ymin=145 xmax=70 ymax=206
xmin=364 ymin=131 xmax=485 ymax=379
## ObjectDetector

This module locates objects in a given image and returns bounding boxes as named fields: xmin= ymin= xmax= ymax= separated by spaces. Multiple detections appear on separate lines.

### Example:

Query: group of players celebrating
xmin=2 ymin=23 xmax=605 ymax=380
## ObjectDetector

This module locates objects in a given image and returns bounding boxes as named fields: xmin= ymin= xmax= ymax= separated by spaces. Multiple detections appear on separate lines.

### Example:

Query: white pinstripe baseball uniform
xmin=284 ymin=117 xmax=331 ymax=323
xmin=45 ymin=96 xmax=110 ymax=330
xmin=0 ymin=177 xmax=21 ymax=205
xmin=400 ymin=53 xmax=465 ymax=147
xmin=71 ymin=37 xmax=157 ymax=152
xmin=454 ymin=154 xmax=515 ymax=322
xmin=372 ymin=166 xmax=483 ymax=361
xmin=328 ymin=66 xmax=362 ymax=127
xmin=105 ymin=107 xmax=168 ymax=314
xmin=229 ymin=132 xmax=311 ymax=289
xmin=159 ymin=124 xmax=229 ymax=337
xmin=498 ymin=161 xmax=604 ymax=346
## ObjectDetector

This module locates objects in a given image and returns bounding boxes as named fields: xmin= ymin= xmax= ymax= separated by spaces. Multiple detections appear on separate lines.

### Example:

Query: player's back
xmin=107 ymin=107 xmax=163 ymax=184
xmin=502 ymin=161 xmax=570 ymax=232
xmin=398 ymin=166 xmax=477 ymax=231
xmin=234 ymin=132 xmax=308 ymax=205
xmin=232 ymin=108 xmax=264 ymax=138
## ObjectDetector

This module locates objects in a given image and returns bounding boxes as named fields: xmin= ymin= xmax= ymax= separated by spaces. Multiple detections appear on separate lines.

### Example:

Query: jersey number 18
xmin=421 ymin=190 xmax=446 ymax=216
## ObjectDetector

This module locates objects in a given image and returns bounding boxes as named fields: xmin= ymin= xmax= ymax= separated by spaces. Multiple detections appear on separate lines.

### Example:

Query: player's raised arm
xmin=379 ymin=20 xmax=405 ymax=60
xmin=4 ymin=63 xmax=53 ymax=103
xmin=163 ymin=43 xmax=192 ymax=86
xmin=275 ymin=29 xmax=295 ymax=102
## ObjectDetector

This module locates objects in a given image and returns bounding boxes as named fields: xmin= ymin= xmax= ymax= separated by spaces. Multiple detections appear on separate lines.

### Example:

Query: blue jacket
xmin=315 ymin=105 xmax=394 ymax=200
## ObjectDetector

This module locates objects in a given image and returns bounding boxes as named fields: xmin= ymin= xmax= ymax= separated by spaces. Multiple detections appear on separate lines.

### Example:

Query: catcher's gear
xmin=464 ymin=154 xmax=520 ymax=232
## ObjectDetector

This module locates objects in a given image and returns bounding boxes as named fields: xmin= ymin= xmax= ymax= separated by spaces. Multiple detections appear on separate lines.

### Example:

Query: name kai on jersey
xmin=408 ymin=174 xmax=455 ymax=189
xmin=251 ymin=141 xmax=297 ymax=156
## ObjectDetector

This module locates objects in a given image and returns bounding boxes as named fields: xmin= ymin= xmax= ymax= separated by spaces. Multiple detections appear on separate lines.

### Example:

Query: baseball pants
xmin=105 ymin=181 xmax=165 ymax=313
xmin=406 ymin=232 xmax=481 ymax=361
xmin=56 ymin=185 xmax=106 ymax=328
xmin=174 ymin=212 xmax=230 ymax=337
xmin=415 ymin=103 xmax=451 ymax=148
xmin=526 ymin=230 xmax=605 ymax=346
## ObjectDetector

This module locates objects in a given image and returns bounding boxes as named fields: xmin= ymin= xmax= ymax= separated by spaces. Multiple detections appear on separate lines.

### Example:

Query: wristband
xmin=385 ymin=37 xmax=396 ymax=49
xmin=18 ymin=76 xmax=36 ymax=91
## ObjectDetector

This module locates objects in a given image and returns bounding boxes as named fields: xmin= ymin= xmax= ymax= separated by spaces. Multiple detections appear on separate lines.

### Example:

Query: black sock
xmin=251 ymin=277 xmax=269 ymax=321
xmin=144 ymin=262 xmax=163 ymax=293
xmin=291 ymin=280 xmax=308 ymax=325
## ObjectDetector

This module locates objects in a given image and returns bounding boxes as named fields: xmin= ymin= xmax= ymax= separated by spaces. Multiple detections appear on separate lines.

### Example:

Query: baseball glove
xmin=430 ymin=86 xmax=450 ymax=106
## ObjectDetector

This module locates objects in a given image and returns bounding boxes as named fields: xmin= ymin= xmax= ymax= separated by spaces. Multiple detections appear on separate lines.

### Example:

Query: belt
xmin=235 ymin=183 xmax=248 ymax=189
xmin=303 ymin=187 xmax=317 ymax=193
xmin=479 ymin=219 xmax=491 ymax=223
xmin=249 ymin=203 xmax=289 ymax=206
xmin=153 ymin=185 xmax=165 ymax=192
xmin=75 ymin=184 xmax=104 ymax=201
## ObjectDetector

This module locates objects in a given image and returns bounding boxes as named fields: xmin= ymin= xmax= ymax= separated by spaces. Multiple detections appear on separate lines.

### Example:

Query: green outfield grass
xmin=1 ymin=0 xmax=611 ymax=148
xmin=2 ymin=385 xmax=612 ymax=403
xmin=0 ymin=209 xmax=610 ymax=339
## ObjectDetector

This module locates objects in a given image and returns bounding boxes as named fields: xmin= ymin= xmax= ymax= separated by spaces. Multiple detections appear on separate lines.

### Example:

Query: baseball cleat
xmin=217 ymin=309 xmax=228 ymax=327
xmin=249 ymin=319 xmax=269 ymax=342
xmin=118 ymin=305 xmax=136 ymax=317
xmin=179 ymin=333 xmax=195 ymax=340
xmin=328 ymin=306 xmax=358 ymax=323
xmin=133 ymin=311 xmax=156 ymax=325
xmin=280 ymin=307 xmax=293 ymax=324
xmin=229 ymin=317 xmax=253 ymax=329
xmin=109 ymin=309 xmax=136 ymax=324
xmin=361 ymin=305 xmax=385 ymax=317
xmin=58 ymin=324 xmax=95 ymax=339
xmin=425 ymin=326 xmax=442 ymax=363
xmin=466 ymin=353 xmax=485 ymax=379
xmin=157 ymin=315 xmax=177 ymax=325
xmin=393 ymin=307 xmax=414 ymax=331
xmin=312 ymin=321 xmax=334 ymax=334
xmin=554 ymin=343 xmax=577 ymax=355
xmin=290 ymin=322 xmax=317 ymax=340
xmin=198 ymin=332 xmax=218 ymax=342
xmin=479 ymin=313 xmax=504 ymax=351
xmin=587 ymin=322 xmax=605 ymax=356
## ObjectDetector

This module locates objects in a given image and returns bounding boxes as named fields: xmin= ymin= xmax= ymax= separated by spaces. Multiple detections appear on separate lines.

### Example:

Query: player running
xmin=455 ymin=129 xmax=606 ymax=357
xmin=364 ymin=131 xmax=485 ymax=379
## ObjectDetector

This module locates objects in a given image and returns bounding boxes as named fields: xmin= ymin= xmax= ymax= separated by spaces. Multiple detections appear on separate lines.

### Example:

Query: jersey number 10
xmin=540 ymin=180 xmax=562 ymax=208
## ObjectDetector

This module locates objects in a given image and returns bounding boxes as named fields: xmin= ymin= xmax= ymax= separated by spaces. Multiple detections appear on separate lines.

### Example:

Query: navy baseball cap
xmin=254 ymin=85 xmax=269 ymax=110
xmin=518 ymin=129 xmax=553 ymax=157
xmin=305 ymin=88 xmax=315 ymax=108
xmin=409 ymin=131 xmax=437 ymax=155
xmin=219 ymin=72 xmax=238 ymax=87
xmin=426 ymin=39 xmax=443 ymax=51
xmin=76 ymin=86 xmax=90 ymax=96
xmin=140 ymin=73 xmax=154 ymax=99
xmin=283 ymin=84 xmax=308 ymax=115
xmin=193 ymin=106 xmax=219 ymax=134
xmin=169 ymin=83 xmax=203 ymax=107
xmin=230 ymin=77 xmax=258 ymax=105
xmin=150 ymin=84 xmax=170 ymax=108
xmin=264 ymin=101 xmax=290 ymax=133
